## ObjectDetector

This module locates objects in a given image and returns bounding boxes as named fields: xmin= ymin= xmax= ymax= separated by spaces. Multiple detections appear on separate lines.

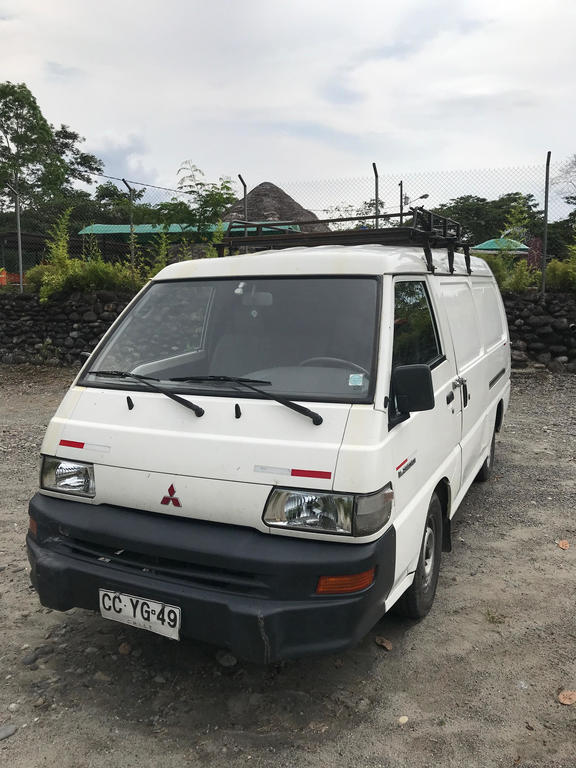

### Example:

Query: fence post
xmin=541 ymin=151 xmax=551 ymax=298
xmin=399 ymin=180 xmax=404 ymax=226
xmin=238 ymin=174 xmax=248 ymax=223
xmin=238 ymin=174 xmax=248 ymax=254
xmin=6 ymin=182 xmax=23 ymax=294
xmin=372 ymin=163 xmax=379 ymax=229
xmin=122 ymin=178 xmax=136 ymax=273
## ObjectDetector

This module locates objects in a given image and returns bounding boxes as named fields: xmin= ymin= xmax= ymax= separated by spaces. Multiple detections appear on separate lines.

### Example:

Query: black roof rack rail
xmin=217 ymin=208 xmax=470 ymax=273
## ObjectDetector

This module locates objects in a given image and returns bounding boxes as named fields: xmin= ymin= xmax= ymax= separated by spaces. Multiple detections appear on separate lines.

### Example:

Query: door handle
xmin=452 ymin=376 xmax=467 ymax=389
xmin=446 ymin=391 xmax=454 ymax=405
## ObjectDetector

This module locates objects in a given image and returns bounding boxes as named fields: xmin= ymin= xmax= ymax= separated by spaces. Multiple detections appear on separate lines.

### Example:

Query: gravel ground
xmin=1 ymin=364 xmax=575 ymax=768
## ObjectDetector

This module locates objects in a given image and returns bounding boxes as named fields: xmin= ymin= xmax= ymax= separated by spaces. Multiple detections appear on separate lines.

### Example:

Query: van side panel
xmin=439 ymin=279 xmax=488 ymax=487
xmin=439 ymin=274 xmax=509 ymax=504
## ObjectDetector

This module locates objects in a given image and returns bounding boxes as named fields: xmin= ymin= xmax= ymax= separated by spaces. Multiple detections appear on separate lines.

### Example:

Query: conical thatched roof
xmin=224 ymin=182 xmax=330 ymax=233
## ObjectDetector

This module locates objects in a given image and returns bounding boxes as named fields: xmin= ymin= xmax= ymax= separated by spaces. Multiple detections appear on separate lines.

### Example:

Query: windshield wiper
xmin=170 ymin=375 xmax=271 ymax=385
xmin=88 ymin=370 xmax=204 ymax=417
xmin=170 ymin=375 xmax=323 ymax=426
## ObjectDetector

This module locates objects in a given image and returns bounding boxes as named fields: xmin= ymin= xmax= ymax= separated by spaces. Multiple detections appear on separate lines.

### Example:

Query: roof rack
xmin=218 ymin=208 xmax=472 ymax=274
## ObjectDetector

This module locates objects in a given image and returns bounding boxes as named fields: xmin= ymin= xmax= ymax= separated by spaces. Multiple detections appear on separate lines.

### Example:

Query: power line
xmin=91 ymin=172 xmax=192 ymax=196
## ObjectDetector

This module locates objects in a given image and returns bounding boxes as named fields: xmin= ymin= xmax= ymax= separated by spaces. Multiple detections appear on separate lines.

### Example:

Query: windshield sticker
xmin=348 ymin=373 xmax=364 ymax=387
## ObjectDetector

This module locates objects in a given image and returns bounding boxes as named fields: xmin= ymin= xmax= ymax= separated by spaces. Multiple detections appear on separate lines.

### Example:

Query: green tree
xmin=433 ymin=193 xmax=542 ymax=245
xmin=502 ymin=201 xmax=530 ymax=240
xmin=0 ymin=82 xmax=102 ymax=216
xmin=0 ymin=81 xmax=103 ymax=227
xmin=0 ymin=82 xmax=53 ymax=208
xmin=164 ymin=159 xmax=236 ymax=238
xmin=40 ymin=124 xmax=102 ymax=196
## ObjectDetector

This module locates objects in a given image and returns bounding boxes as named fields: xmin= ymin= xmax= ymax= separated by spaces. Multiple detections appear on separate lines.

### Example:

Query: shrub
xmin=27 ymin=210 xmax=145 ymax=301
xmin=502 ymin=260 xmax=541 ymax=292
xmin=57 ymin=257 xmax=141 ymax=294
xmin=545 ymin=254 xmax=576 ymax=291
xmin=203 ymin=220 xmax=226 ymax=259
xmin=26 ymin=263 xmax=51 ymax=293
xmin=139 ymin=231 xmax=169 ymax=281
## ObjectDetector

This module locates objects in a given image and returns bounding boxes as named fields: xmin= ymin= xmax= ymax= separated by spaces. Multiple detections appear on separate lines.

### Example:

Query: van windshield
xmin=81 ymin=276 xmax=380 ymax=403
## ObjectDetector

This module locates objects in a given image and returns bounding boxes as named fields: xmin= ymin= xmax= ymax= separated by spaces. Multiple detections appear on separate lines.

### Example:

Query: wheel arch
xmin=435 ymin=478 xmax=452 ymax=553
xmin=495 ymin=399 xmax=504 ymax=433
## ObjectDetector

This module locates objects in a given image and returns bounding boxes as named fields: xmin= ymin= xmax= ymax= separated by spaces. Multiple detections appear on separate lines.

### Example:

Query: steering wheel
xmin=298 ymin=357 xmax=370 ymax=376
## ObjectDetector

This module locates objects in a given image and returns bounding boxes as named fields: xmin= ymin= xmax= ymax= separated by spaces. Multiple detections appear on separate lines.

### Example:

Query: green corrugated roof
xmin=77 ymin=222 xmax=300 ymax=237
xmin=472 ymin=237 xmax=529 ymax=251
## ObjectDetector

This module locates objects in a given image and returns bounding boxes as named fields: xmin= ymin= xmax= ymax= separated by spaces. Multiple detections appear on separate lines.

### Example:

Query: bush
xmin=32 ymin=255 xmax=142 ymax=301
xmin=502 ymin=260 xmax=541 ymax=292
xmin=545 ymin=254 xmax=576 ymax=291
xmin=479 ymin=253 xmax=542 ymax=293
xmin=26 ymin=263 xmax=51 ymax=293
xmin=26 ymin=210 xmax=152 ymax=301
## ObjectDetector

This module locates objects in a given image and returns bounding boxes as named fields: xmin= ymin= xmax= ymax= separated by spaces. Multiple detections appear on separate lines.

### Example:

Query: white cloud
xmin=0 ymin=0 xmax=574 ymax=195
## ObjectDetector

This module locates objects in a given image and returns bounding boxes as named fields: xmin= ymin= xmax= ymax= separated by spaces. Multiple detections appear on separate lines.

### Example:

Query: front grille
xmin=54 ymin=536 xmax=270 ymax=597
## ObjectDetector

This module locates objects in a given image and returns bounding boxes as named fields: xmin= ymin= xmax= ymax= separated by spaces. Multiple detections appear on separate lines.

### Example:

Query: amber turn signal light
xmin=28 ymin=516 xmax=38 ymax=538
xmin=316 ymin=567 xmax=375 ymax=595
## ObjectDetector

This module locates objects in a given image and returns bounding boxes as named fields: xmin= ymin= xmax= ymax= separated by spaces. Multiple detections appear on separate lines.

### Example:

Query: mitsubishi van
xmin=27 ymin=213 xmax=510 ymax=662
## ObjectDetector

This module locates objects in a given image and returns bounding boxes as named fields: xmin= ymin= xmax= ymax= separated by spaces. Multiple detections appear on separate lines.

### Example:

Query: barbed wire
xmin=90 ymin=172 xmax=192 ymax=197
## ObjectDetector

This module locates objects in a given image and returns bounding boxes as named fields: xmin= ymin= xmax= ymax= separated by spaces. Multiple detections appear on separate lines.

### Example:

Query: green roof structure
xmin=78 ymin=222 xmax=300 ymax=242
xmin=471 ymin=237 xmax=529 ymax=252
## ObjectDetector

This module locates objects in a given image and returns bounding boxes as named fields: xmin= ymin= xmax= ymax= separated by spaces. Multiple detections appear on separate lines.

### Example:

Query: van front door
xmin=389 ymin=278 xmax=462 ymax=584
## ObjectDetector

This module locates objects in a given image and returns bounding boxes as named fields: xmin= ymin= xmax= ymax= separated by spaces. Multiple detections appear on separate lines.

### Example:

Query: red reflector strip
xmin=59 ymin=440 xmax=85 ymax=449
xmin=395 ymin=458 xmax=408 ymax=471
xmin=291 ymin=469 xmax=332 ymax=480
xmin=316 ymin=568 xmax=375 ymax=595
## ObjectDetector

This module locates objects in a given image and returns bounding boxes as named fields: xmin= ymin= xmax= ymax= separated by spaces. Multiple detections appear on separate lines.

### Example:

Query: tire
xmin=475 ymin=428 xmax=496 ymax=483
xmin=395 ymin=493 xmax=443 ymax=619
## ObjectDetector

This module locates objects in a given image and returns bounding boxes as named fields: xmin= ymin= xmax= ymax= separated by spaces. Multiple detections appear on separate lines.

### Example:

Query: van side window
xmin=392 ymin=281 xmax=441 ymax=367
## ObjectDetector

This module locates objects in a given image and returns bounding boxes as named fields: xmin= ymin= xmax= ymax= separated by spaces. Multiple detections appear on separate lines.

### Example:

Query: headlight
xmin=41 ymin=456 xmax=95 ymax=498
xmin=263 ymin=483 xmax=393 ymax=537
xmin=264 ymin=489 xmax=354 ymax=534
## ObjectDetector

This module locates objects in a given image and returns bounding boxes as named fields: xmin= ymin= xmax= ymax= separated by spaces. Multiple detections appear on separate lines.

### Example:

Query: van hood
xmin=42 ymin=386 xmax=353 ymax=513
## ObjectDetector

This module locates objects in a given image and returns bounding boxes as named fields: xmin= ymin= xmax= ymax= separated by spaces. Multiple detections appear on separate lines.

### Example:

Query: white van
xmin=27 ymin=217 xmax=510 ymax=662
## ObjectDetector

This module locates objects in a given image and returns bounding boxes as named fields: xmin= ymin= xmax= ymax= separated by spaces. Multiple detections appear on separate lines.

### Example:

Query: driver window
xmin=392 ymin=281 xmax=441 ymax=367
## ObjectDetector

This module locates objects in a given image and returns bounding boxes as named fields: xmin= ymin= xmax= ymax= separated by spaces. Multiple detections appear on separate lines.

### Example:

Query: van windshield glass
xmin=81 ymin=277 xmax=379 ymax=403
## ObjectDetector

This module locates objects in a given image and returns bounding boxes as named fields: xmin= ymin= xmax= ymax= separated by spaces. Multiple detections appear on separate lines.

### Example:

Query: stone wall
xmin=0 ymin=292 xmax=133 ymax=366
xmin=1 ymin=289 xmax=576 ymax=371
xmin=504 ymin=292 xmax=576 ymax=373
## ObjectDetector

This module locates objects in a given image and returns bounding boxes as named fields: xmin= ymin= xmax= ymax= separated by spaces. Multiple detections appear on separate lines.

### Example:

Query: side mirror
xmin=391 ymin=364 xmax=435 ymax=413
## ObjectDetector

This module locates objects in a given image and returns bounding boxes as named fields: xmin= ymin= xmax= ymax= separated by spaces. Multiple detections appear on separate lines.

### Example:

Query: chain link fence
xmin=277 ymin=160 xmax=570 ymax=222
xmin=1 ymin=157 xmax=574 ymax=284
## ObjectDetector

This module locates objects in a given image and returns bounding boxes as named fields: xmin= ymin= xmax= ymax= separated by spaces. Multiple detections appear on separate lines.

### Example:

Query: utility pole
xmin=399 ymin=180 xmax=404 ymax=226
xmin=6 ymin=181 xmax=23 ymax=294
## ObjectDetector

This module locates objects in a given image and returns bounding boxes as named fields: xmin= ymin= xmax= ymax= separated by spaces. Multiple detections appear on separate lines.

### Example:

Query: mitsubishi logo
xmin=161 ymin=484 xmax=181 ymax=507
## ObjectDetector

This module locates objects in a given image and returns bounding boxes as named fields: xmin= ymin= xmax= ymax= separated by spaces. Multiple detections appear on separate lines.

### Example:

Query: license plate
xmin=98 ymin=589 xmax=181 ymax=640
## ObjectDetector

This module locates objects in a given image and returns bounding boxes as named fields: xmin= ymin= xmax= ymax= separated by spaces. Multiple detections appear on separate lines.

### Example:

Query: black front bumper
xmin=27 ymin=493 xmax=396 ymax=663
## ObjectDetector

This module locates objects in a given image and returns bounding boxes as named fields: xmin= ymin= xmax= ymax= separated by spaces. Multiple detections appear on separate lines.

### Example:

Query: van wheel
xmin=395 ymin=493 xmax=442 ymax=619
xmin=475 ymin=429 xmax=496 ymax=483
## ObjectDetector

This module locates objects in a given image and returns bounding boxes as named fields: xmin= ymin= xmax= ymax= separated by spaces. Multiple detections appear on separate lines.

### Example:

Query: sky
xmin=1 ymin=0 xmax=575 ymax=201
